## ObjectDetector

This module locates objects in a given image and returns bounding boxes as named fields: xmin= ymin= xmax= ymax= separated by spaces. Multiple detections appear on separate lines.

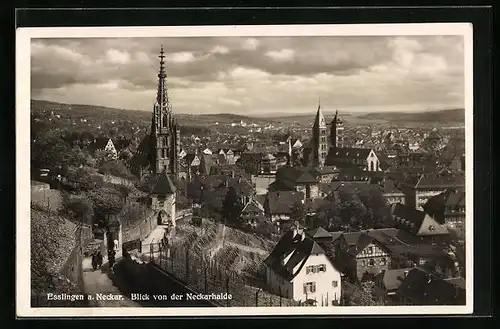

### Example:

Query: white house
xmin=104 ymin=138 xmax=118 ymax=159
xmin=263 ymin=225 xmax=342 ymax=306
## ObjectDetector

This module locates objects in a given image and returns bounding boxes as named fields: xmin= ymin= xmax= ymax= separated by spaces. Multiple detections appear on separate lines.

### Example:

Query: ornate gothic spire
xmin=156 ymin=45 xmax=172 ymax=114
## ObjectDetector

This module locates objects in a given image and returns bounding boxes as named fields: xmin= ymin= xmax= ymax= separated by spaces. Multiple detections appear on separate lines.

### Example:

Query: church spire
xmin=313 ymin=97 xmax=326 ymax=129
xmin=156 ymin=45 xmax=172 ymax=114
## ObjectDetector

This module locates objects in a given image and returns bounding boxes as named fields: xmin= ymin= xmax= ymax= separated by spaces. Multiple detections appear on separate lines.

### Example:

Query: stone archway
xmin=157 ymin=209 xmax=170 ymax=226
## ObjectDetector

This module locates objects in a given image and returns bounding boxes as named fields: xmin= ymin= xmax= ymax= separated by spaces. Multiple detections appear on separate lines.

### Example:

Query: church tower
xmin=330 ymin=110 xmax=344 ymax=149
xmin=312 ymin=99 xmax=328 ymax=168
xmin=151 ymin=46 xmax=180 ymax=177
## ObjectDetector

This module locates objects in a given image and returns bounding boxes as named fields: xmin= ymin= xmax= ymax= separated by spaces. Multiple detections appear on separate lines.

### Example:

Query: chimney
xmin=403 ymin=270 xmax=409 ymax=278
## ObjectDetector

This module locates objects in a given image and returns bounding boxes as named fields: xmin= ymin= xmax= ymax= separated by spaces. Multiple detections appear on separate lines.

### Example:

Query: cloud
xmin=168 ymin=52 xmax=196 ymax=63
xmin=265 ymin=49 xmax=295 ymax=62
xmin=30 ymin=35 xmax=465 ymax=114
xmin=241 ymin=38 xmax=260 ymax=51
xmin=106 ymin=49 xmax=131 ymax=64
xmin=210 ymin=45 xmax=229 ymax=54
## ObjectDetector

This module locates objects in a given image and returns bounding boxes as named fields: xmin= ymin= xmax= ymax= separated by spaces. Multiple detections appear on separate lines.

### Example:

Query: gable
xmin=417 ymin=214 xmax=449 ymax=236
xmin=191 ymin=156 xmax=201 ymax=166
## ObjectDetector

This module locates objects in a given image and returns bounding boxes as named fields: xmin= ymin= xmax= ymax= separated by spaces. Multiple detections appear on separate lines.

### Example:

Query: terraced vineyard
xmin=153 ymin=218 xmax=299 ymax=307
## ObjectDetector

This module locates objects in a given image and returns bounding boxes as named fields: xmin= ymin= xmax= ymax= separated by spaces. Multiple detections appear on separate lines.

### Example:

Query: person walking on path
xmin=108 ymin=249 xmax=116 ymax=269
xmin=91 ymin=251 xmax=98 ymax=271
xmin=96 ymin=251 xmax=103 ymax=269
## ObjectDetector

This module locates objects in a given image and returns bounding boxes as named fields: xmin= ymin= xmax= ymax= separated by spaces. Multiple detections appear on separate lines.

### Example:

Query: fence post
xmin=185 ymin=248 xmax=189 ymax=282
xmin=171 ymin=249 xmax=174 ymax=273
xmin=279 ymin=286 xmax=282 ymax=306
xmin=255 ymin=289 xmax=260 ymax=307
xmin=204 ymin=262 xmax=208 ymax=294
xmin=225 ymin=276 xmax=230 ymax=307
xmin=159 ymin=244 xmax=162 ymax=268
xmin=150 ymin=243 xmax=154 ymax=263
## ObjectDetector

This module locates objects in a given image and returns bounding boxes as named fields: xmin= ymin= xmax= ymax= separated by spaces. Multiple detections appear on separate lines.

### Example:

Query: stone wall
xmin=122 ymin=211 xmax=158 ymax=244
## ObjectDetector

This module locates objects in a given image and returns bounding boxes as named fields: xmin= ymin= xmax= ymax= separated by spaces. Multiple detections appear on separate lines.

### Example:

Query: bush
xmin=99 ymin=160 xmax=134 ymax=180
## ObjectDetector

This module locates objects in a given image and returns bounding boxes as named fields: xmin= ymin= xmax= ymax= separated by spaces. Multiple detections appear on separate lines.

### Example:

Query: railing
xmin=147 ymin=240 xmax=300 ymax=307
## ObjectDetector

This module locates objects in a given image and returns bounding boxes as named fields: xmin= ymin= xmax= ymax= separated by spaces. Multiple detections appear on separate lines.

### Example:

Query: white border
xmin=17 ymin=23 xmax=474 ymax=317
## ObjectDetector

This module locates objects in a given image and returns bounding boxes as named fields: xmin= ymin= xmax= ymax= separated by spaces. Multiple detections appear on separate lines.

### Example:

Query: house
xmin=400 ymin=173 xmax=465 ymax=210
xmin=396 ymin=267 xmax=465 ymax=305
xmin=326 ymin=147 xmax=382 ymax=172
xmin=271 ymin=166 xmax=320 ymax=200
xmin=373 ymin=268 xmax=413 ymax=304
xmin=240 ymin=199 xmax=266 ymax=229
xmin=89 ymin=138 xmax=118 ymax=160
xmin=391 ymin=203 xmax=449 ymax=238
xmin=147 ymin=172 xmax=177 ymax=228
xmin=264 ymin=226 xmax=342 ymax=306
xmin=184 ymin=153 xmax=201 ymax=180
xmin=423 ymin=189 xmax=465 ymax=232
xmin=264 ymin=191 xmax=304 ymax=229
xmin=329 ymin=231 xmax=391 ymax=282
xmin=311 ymin=166 xmax=338 ymax=184
xmin=382 ymin=179 xmax=406 ymax=205
xmin=260 ymin=153 xmax=277 ymax=174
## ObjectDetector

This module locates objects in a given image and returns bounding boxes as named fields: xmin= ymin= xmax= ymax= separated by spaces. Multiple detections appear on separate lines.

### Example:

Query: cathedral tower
xmin=330 ymin=110 xmax=344 ymax=149
xmin=312 ymin=99 xmax=328 ymax=168
xmin=151 ymin=46 xmax=180 ymax=177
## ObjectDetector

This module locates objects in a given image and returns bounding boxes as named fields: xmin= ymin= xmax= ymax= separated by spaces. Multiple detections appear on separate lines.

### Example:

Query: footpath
xmin=81 ymin=210 xmax=191 ymax=307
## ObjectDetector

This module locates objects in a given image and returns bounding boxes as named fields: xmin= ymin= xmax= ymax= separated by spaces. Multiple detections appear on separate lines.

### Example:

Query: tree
xmin=222 ymin=186 xmax=244 ymax=226
xmin=99 ymin=160 xmax=134 ymax=179
xmin=316 ymin=194 xmax=342 ymax=231
xmin=337 ymin=191 xmax=368 ymax=230
xmin=87 ymin=186 xmax=124 ymax=228
xmin=348 ymin=281 xmax=384 ymax=306
xmin=289 ymin=200 xmax=306 ymax=226
xmin=63 ymin=196 xmax=94 ymax=225
xmin=358 ymin=187 xmax=388 ymax=228
xmin=66 ymin=168 xmax=104 ymax=192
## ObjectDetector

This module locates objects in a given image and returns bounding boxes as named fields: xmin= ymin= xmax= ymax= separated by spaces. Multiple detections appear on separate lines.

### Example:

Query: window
xmin=380 ymin=258 xmax=387 ymax=266
xmin=332 ymin=280 xmax=338 ymax=288
xmin=304 ymin=282 xmax=316 ymax=293
xmin=306 ymin=265 xmax=327 ymax=274
xmin=369 ymin=258 xmax=375 ymax=266
xmin=361 ymin=260 xmax=367 ymax=267
xmin=367 ymin=247 xmax=373 ymax=254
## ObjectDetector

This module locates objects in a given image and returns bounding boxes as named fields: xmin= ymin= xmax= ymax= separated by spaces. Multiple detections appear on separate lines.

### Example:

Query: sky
xmin=31 ymin=35 xmax=465 ymax=115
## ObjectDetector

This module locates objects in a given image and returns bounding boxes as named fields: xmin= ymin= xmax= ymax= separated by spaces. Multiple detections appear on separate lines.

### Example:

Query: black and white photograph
xmin=17 ymin=23 xmax=473 ymax=316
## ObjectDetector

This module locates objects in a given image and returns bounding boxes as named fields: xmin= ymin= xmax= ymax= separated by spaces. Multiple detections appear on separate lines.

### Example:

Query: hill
xmin=31 ymin=99 xmax=275 ymax=126
xmin=357 ymin=108 xmax=465 ymax=124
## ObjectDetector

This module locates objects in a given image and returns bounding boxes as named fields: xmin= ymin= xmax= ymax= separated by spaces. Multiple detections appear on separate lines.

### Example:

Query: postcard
xmin=17 ymin=22 xmax=473 ymax=317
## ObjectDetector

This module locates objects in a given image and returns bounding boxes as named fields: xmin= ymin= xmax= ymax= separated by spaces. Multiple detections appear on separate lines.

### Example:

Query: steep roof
xmin=329 ymin=147 xmax=373 ymax=160
xmin=242 ymin=199 xmax=265 ymax=213
xmin=313 ymin=104 xmax=327 ymax=129
xmin=378 ymin=268 xmax=414 ymax=291
xmin=264 ymin=229 xmax=328 ymax=281
xmin=150 ymin=173 xmax=176 ymax=195
xmin=266 ymin=191 xmax=303 ymax=215
xmin=414 ymin=173 xmax=465 ymax=189
xmin=306 ymin=227 xmax=332 ymax=239
xmin=397 ymin=268 xmax=465 ymax=305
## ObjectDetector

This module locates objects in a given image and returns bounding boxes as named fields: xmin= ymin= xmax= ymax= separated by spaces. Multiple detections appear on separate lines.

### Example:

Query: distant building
xmin=264 ymin=226 xmax=342 ymax=306
xmin=390 ymin=203 xmax=449 ymax=240
xmin=400 ymin=173 xmax=465 ymax=210
xmin=264 ymin=191 xmax=304 ymax=228
xmin=382 ymin=179 xmax=406 ymax=205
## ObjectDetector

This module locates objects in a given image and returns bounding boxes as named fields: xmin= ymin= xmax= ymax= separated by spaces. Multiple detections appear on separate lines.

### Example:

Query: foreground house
xmin=396 ymin=268 xmax=465 ymax=305
xmin=264 ymin=226 xmax=342 ymax=306
xmin=330 ymin=231 xmax=391 ymax=282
